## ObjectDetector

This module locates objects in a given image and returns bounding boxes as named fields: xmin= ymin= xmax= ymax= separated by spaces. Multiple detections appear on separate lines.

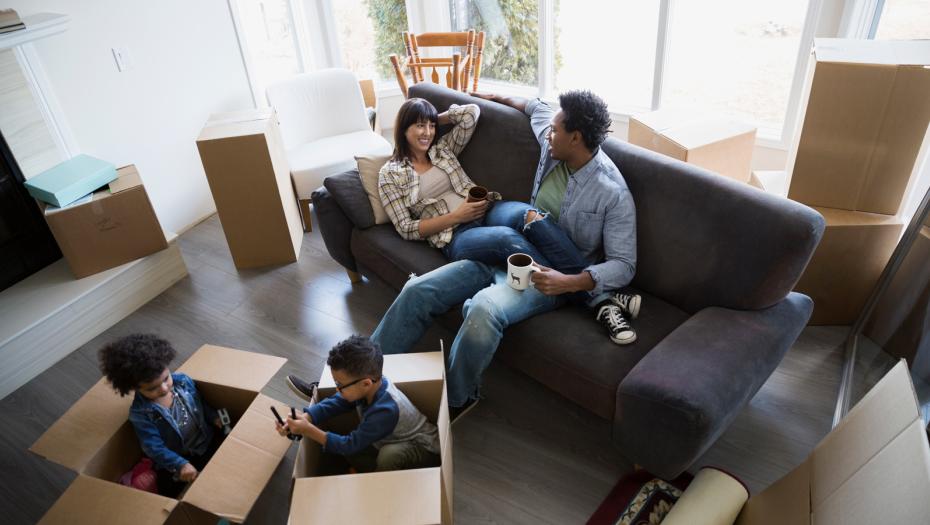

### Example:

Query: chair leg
xmin=346 ymin=269 xmax=362 ymax=283
xmin=299 ymin=198 xmax=313 ymax=232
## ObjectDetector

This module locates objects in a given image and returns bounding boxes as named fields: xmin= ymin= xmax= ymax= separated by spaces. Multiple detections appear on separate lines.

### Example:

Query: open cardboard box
xmin=288 ymin=351 xmax=453 ymax=525
xmin=661 ymin=360 xmax=930 ymax=524
xmin=30 ymin=345 xmax=290 ymax=524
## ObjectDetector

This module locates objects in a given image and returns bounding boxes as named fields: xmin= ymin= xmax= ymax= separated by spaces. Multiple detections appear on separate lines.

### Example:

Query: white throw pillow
xmin=355 ymin=154 xmax=392 ymax=225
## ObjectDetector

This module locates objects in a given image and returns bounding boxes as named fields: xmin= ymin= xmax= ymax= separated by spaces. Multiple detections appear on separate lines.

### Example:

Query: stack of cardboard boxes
xmin=787 ymin=39 xmax=930 ymax=325
xmin=23 ymin=155 xmax=168 ymax=279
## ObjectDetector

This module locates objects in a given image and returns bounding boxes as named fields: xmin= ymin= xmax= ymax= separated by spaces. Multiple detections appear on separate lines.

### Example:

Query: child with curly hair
xmin=98 ymin=334 xmax=223 ymax=497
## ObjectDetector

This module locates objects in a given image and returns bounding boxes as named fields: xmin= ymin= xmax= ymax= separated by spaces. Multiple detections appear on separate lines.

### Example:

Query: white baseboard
xmin=0 ymin=241 xmax=188 ymax=400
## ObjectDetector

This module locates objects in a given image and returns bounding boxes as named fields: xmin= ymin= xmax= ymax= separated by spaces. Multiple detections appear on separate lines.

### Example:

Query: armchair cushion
xmin=289 ymin=130 xmax=392 ymax=200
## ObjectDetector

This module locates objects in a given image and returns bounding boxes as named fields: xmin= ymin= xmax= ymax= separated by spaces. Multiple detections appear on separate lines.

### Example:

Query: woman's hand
xmin=179 ymin=462 xmax=198 ymax=482
xmin=452 ymin=199 xmax=489 ymax=224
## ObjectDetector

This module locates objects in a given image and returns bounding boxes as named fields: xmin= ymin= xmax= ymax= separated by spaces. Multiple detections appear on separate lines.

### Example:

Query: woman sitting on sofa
xmin=379 ymin=98 xmax=554 ymax=266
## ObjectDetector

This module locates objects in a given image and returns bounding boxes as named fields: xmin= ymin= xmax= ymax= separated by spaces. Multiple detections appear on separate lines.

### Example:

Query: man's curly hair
xmin=558 ymin=90 xmax=612 ymax=151
xmin=98 ymin=334 xmax=177 ymax=396
xmin=327 ymin=335 xmax=383 ymax=380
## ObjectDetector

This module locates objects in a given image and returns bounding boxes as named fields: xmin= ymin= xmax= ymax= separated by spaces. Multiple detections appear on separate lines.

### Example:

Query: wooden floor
xmin=0 ymin=215 xmax=851 ymax=524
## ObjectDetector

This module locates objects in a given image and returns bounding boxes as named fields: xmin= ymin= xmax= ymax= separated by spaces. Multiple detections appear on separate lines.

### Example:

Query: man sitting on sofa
xmin=289 ymin=90 xmax=638 ymax=421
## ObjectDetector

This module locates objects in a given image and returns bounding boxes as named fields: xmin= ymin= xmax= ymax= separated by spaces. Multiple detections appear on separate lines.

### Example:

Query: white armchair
xmin=266 ymin=69 xmax=392 ymax=231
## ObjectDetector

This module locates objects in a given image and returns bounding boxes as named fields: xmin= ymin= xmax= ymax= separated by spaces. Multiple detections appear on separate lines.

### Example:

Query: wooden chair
xmin=390 ymin=30 xmax=485 ymax=98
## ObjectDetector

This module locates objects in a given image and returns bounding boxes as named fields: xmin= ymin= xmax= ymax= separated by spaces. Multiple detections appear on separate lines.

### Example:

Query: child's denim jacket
xmin=128 ymin=373 xmax=216 ymax=473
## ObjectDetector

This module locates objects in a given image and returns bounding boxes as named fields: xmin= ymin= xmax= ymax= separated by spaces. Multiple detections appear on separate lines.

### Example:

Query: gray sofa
xmin=313 ymin=83 xmax=825 ymax=478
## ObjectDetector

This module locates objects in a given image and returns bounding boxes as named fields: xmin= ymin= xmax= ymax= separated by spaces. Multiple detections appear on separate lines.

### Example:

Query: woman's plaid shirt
xmin=378 ymin=104 xmax=480 ymax=248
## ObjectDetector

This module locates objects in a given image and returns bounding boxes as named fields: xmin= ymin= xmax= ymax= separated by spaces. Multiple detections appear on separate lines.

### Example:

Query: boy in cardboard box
xmin=98 ymin=334 xmax=225 ymax=497
xmin=277 ymin=335 xmax=441 ymax=472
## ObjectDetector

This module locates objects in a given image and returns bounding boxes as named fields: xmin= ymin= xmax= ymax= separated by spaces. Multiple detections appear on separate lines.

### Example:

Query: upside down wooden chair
xmin=389 ymin=30 xmax=486 ymax=98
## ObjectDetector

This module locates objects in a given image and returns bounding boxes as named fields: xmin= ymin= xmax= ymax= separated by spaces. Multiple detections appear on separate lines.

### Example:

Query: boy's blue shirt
xmin=128 ymin=372 xmax=217 ymax=473
xmin=305 ymin=377 xmax=399 ymax=456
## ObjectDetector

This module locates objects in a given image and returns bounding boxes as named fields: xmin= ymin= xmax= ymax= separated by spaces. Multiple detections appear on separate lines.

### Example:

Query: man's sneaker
xmin=611 ymin=292 xmax=642 ymax=319
xmin=450 ymin=397 xmax=480 ymax=425
xmin=597 ymin=303 xmax=637 ymax=345
xmin=287 ymin=375 xmax=318 ymax=402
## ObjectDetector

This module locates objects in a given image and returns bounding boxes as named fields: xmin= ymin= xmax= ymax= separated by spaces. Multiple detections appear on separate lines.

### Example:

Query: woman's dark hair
xmin=558 ymin=90 xmax=612 ymax=151
xmin=327 ymin=335 xmax=383 ymax=380
xmin=98 ymin=334 xmax=177 ymax=396
xmin=391 ymin=97 xmax=439 ymax=162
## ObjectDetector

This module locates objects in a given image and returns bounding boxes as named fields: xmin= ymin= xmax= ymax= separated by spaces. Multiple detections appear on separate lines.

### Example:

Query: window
xmin=662 ymin=0 xmax=809 ymax=134
xmin=449 ymin=0 xmax=539 ymax=87
xmin=874 ymin=0 xmax=930 ymax=39
xmin=331 ymin=0 xmax=409 ymax=81
xmin=554 ymin=1 xmax=659 ymax=112
xmin=231 ymin=0 xmax=302 ymax=102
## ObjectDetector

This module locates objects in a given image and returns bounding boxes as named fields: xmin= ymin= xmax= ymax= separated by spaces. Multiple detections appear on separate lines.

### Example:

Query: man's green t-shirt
xmin=534 ymin=162 xmax=572 ymax=222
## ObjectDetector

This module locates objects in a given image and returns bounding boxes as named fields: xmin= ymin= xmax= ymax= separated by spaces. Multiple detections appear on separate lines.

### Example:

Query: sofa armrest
xmin=312 ymin=183 xmax=358 ymax=273
xmin=613 ymin=292 xmax=813 ymax=479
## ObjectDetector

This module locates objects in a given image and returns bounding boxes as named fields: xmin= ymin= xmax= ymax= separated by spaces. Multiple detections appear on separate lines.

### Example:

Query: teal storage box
xmin=24 ymin=154 xmax=117 ymax=207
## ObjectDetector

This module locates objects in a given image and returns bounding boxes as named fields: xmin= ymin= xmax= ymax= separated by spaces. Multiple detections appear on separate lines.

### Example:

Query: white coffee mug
xmin=507 ymin=253 xmax=537 ymax=291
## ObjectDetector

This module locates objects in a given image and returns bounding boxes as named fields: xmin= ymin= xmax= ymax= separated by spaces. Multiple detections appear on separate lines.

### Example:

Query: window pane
xmin=555 ymin=1 xmax=658 ymax=111
xmin=875 ymin=0 xmax=930 ymax=40
xmin=449 ymin=0 xmax=539 ymax=87
xmin=234 ymin=0 xmax=301 ymax=96
xmin=662 ymin=0 xmax=809 ymax=134
xmin=332 ymin=0 xmax=409 ymax=81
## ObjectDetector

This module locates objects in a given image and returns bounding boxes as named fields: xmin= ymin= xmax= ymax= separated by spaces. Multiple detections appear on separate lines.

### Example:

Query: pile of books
xmin=0 ymin=9 xmax=25 ymax=34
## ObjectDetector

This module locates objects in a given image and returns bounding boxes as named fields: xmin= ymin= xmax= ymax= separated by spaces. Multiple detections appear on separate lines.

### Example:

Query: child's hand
xmin=286 ymin=412 xmax=314 ymax=436
xmin=179 ymin=462 xmax=198 ymax=482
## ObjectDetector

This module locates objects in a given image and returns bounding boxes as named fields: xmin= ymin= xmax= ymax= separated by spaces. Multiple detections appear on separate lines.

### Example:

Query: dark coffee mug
xmin=467 ymin=186 xmax=489 ymax=202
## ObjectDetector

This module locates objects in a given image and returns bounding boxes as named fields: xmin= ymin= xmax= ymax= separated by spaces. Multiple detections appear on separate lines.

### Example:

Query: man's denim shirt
xmin=128 ymin=372 xmax=216 ymax=473
xmin=524 ymin=98 xmax=637 ymax=296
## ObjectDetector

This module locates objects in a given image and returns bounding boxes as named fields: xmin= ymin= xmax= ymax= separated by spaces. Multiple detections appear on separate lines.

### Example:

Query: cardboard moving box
xmin=43 ymin=164 xmax=168 ymax=279
xmin=661 ymin=360 xmax=930 ymax=524
xmin=30 ymin=345 xmax=290 ymax=524
xmin=787 ymin=38 xmax=930 ymax=216
xmin=196 ymin=109 xmax=303 ymax=270
xmin=795 ymin=207 xmax=903 ymax=325
xmin=290 ymin=351 xmax=452 ymax=525
xmin=628 ymin=109 xmax=757 ymax=183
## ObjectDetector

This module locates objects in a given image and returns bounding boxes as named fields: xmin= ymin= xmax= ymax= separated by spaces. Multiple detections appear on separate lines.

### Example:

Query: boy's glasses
xmin=334 ymin=377 xmax=366 ymax=392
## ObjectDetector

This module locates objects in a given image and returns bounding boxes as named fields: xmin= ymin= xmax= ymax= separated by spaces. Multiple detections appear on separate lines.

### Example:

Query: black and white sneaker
xmin=596 ymin=304 xmax=637 ymax=345
xmin=286 ymin=375 xmax=318 ymax=402
xmin=611 ymin=292 xmax=642 ymax=319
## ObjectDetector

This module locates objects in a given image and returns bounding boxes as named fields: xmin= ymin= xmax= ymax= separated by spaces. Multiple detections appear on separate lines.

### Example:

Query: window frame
xmin=232 ymin=0 xmax=849 ymax=149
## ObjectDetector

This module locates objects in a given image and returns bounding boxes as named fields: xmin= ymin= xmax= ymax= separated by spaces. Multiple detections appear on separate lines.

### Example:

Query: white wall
xmin=7 ymin=0 xmax=253 ymax=234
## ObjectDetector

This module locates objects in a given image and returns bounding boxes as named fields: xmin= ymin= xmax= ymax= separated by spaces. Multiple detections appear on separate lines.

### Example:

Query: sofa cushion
xmin=495 ymin=291 xmax=689 ymax=419
xmin=355 ymin=153 xmax=392 ymax=225
xmin=410 ymin=83 xmax=540 ymax=203
xmin=323 ymin=171 xmax=375 ymax=230
xmin=352 ymin=225 xmax=449 ymax=289
xmin=289 ymin=130 xmax=392 ymax=199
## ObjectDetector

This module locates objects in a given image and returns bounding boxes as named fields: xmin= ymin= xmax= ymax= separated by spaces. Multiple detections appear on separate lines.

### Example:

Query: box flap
xmin=289 ymin=468 xmax=442 ymax=524
xmin=812 ymin=418 xmax=930 ymax=525
xmin=815 ymin=38 xmax=930 ymax=66
xmin=815 ymin=207 xmax=904 ymax=227
xmin=318 ymin=351 xmax=444 ymax=392
xmin=180 ymin=393 xmax=291 ymax=522
xmin=197 ymin=109 xmax=275 ymax=142
xmin=39 ymin=474 xmax=177 ymax=525
xmin=109 ymin=165 xmax=144 ymax=194
xmin=810 ymin=360 xmax=919 ymax=507
xmin=177 ymin=345 xmax=286 ymax=393
xmin=630 ymin=108 xmax=706 ymax=133
xmin=29 ymin=378 xmax=132 ymax=473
